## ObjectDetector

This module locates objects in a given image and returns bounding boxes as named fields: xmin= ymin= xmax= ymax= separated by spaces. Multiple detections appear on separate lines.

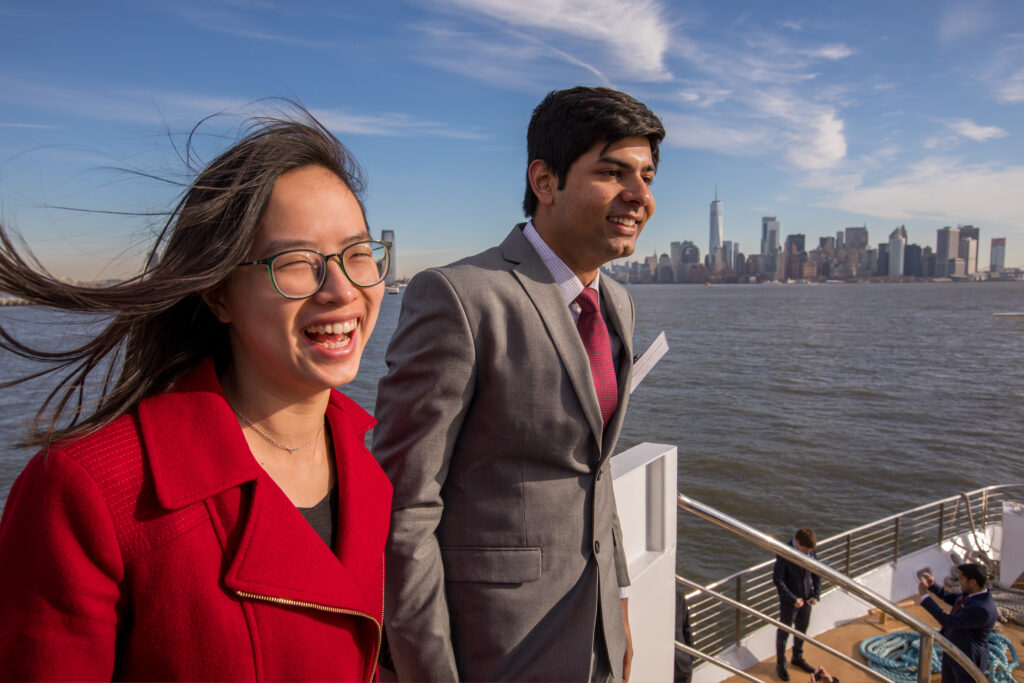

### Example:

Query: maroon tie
xmin=952 ymin=596 xmax=967 ymax=613
xmin=575 ymin=288 xmax=618 ymax=427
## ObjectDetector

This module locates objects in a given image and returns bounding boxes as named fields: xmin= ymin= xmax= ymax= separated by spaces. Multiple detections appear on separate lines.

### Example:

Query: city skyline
xmin=636 ymin=198 xmax=1008 ymax=280
xmin=2 ymin=1 xmax=1023 ymax=280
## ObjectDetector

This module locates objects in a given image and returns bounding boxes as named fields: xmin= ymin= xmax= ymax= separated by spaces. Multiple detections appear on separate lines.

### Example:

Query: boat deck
xmin=723 ymin=593 xmax=1024 ymax=682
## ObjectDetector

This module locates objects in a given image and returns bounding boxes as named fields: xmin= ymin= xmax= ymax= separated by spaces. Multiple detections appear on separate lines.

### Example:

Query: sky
xmin=1 ymin=0 xmax=1023 ymax=281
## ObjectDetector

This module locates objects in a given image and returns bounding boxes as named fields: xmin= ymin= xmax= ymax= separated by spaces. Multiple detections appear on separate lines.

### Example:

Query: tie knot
xmin=575 ymin=288 xmax=599 ymax=313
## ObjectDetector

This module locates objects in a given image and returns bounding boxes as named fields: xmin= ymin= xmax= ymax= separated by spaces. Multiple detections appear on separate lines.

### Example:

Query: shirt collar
xmin=523 ymin=220 xmax=600 ymax=308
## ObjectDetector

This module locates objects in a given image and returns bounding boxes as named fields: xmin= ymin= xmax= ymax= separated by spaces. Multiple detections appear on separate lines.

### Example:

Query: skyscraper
xmin=761 ymin=217 xmax=780 ymax=256
xmin=760 ymin=217 xmax=781 ymax=280
xmin=888 ymin=225 xmax=907 ymax=277
xmin=381 ymin=229 xmax=397 ymax=286
xmin=991 ymin=238 xmax=1006 ymax=273
xmin=958 ymin=225 xmax=979 ymax=275
xmin=935 ymin=226 xmax=960 ymax=277
xmin=709 ymin=192 xmax=723 ymax=258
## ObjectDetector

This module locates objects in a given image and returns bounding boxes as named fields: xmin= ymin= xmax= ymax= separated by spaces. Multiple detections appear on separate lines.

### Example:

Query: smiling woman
xmin=0 ymin=105 xmax=393 ymax=681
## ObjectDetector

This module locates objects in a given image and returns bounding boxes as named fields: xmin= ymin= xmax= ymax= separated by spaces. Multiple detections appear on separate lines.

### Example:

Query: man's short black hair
xmin=958 ymin=563 xmax=987 ymax=589
xmin=522 ymin=86 xmax=665 ymax=217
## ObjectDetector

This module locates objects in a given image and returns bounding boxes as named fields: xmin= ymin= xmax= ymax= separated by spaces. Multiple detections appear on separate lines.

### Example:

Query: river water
xmin=2 ymin=282 xmax=1022 ymax=584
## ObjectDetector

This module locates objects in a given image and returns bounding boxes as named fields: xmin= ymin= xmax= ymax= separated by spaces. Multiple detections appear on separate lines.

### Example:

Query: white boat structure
xmin=611 ymin=443 xmax=1023 ymax=682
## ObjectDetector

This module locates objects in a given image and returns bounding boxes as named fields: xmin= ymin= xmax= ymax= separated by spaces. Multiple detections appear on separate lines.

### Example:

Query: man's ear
xmin=203 ymin=286 xmax=232 ymax=324
xmin=527 ymin=159 xmax=558 ymax=207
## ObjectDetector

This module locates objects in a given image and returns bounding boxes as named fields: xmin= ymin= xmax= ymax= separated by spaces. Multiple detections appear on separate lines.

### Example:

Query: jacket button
xmin=594 ymin=540 xmax=601 ymax=553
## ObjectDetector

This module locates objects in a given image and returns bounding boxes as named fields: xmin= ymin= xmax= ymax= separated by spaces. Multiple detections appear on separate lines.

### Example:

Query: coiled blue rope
xmin=859 ymin=631 xmax=1019 ymax=682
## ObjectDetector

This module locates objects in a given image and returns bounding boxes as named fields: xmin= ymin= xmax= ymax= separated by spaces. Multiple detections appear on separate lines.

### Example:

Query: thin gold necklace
xmin=233 ymin=408 xmax=325 ymax=454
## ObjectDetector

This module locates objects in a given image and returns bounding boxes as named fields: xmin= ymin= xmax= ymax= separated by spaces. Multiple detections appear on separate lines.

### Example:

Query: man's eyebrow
xmin=596 ymin=154 xmax=657 ymax=173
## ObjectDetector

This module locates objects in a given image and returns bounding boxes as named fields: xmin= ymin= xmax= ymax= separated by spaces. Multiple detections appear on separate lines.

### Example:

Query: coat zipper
xmin=235 ymin=589 xmax=382 ymax=682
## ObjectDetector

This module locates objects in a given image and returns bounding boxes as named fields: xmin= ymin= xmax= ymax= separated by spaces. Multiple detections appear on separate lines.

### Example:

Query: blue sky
xmin=2 ymin=0 xmax=1023 ymax=280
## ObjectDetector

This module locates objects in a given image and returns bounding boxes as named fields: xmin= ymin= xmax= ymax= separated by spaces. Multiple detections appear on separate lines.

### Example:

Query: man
xmin=773 ymin=528 xmax=821 ymax=681
xmin=918 ymin=563 xmax=998 ymax=682
xmin=373 ymin=86 xmax=664 ymax=682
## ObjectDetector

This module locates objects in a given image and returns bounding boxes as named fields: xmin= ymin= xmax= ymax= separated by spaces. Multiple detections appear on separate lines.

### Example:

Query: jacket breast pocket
xmin=441 ymin=546 xmax=542 ymax=584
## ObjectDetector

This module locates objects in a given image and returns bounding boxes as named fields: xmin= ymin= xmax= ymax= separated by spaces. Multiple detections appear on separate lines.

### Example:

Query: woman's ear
xmin=527 ymin=159 xmax=558 ymax=208
xmin=202 ymin=286 xmax=232 ymax=324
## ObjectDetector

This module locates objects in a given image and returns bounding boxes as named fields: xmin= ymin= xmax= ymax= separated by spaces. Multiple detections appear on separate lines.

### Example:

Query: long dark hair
xmin=0 ymin=103 xmax=366 ymax=448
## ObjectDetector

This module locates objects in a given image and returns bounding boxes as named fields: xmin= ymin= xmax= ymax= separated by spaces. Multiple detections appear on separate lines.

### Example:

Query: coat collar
xmin=137 ymin=358 xmax=389 ymax=621
xmin=138 ymin=358 xmax=377 ymax=511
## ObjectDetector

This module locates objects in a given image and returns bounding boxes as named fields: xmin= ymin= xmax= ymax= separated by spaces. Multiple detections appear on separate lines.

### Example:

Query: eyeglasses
xmin=238 ymin=240 xmax=391 ymax=299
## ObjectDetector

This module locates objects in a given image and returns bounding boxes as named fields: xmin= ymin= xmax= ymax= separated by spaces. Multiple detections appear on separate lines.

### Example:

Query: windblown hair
xmin=957 ymin=562 xmax=987 ymax=589
xmin=795 ymin=528 xmax=817 ymax=549
xmin=0 ymin=103 xmax=366 ymax=448
xmin=522 ymin=86 xmax=666 ymax=217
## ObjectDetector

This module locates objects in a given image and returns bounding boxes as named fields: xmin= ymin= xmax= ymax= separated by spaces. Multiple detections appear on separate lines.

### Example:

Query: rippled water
xmin=2 ymin=282 xmax=1022 ymax=584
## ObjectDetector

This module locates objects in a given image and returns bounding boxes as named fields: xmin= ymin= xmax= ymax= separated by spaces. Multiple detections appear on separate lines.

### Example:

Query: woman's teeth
xmin=304 ymin=320 xmax=357 ymax=349
xmin=306 ymin=321 xmax=357 ymax=335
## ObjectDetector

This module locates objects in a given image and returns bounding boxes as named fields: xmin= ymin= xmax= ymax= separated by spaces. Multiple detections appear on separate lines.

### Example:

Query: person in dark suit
xmin=773 ymin=528 xmax=821 ymax=681
xmin=918 ymin=563 xmax=998 ymax=682
xmin=373 ymin=87 xmax=664 ymax=682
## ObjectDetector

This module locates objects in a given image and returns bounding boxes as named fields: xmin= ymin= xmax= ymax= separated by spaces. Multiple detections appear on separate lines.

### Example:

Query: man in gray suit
xmin=373 ymin=86 xmax=665 ymax=682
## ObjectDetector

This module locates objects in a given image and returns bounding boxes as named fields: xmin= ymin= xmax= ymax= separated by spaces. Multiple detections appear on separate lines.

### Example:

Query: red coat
xmin=0 ymin=359 xmax=392 ymax=682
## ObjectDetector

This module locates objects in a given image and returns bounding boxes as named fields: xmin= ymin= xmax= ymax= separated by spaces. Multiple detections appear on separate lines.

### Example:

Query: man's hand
xmin=621 ymin=598 xmax=633 ymax=683
xmin=794 ymin=597 xmax=805 ymax=608
xmin=807 ymin=597 xmax=818 ymax=606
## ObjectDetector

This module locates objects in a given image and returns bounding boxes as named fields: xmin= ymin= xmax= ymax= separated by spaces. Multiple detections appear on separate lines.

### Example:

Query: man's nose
xmin=621 ymin=173 xmax=652 ymax=205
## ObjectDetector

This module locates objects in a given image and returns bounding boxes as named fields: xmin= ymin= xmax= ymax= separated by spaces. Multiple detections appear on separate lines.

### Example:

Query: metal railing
xmin=673 ymin=485 xmax=1024 ymax=683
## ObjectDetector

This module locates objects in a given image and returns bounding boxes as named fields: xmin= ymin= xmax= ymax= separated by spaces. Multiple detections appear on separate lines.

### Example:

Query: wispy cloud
xmin=833 ymin=158 xmax=1024 ymax=229
xmin=0 ymin=77 xmax=482 ymax=140
xmin=949 ymin=119 xmax=1008 ymax=142
xmin=924 ymin=118 xmax=1009 ymax=149
xmin=0 ymin=122 xmax=60 ymax=129
xmin=808 ymin=44 xmax=854 ymax=60
xmin=160 ymin=3 xmax=337 ymax=51
xmin=410 ymin=23 xmax=603 ymax=90
xmin=938 ymin=1 xmax=994 ymax=43
xmin=426 ymin=0 xmax=673 ymax=82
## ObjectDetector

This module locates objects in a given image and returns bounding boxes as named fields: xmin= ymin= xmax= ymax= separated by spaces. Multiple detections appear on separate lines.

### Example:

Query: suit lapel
xmin=501 ymin=227 xmax=606 ymax=443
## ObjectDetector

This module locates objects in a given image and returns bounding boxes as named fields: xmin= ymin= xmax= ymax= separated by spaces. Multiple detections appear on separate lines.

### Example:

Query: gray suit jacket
xmin=373 ymin=225 xmax=635 ymax=682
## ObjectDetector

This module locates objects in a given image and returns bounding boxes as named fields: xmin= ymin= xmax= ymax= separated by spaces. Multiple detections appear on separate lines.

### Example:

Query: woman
xmin=0 ymin=107 xmax=392 ymax=681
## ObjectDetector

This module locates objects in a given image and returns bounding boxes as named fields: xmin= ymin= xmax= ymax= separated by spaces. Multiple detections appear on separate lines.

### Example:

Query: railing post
xmin=845 ymin=534 xmax=851 ymax=576
xmin=938 ymin=502 xmax=945 ymax=546
xmin=735 ymin=575 xmax=744 ymax=645
xmin=918 ymin=632 xmax=934 ymax=683
xmin=893 ymin=517 xmax=900 ymax=566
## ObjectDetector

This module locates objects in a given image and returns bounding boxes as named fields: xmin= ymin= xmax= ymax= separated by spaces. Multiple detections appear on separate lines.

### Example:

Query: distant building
xmin=904 ymin=244 xmax=923 ymax=277
xmin=761 ymin=217 xmax=781 ymax=280
xmin=888 ymin=225 xmax=907 ymax=277
xmin=877 ymin=243 xmax=889 ymax=276
xmin=657 ymin=253 xmax=674 ymax=283
xmin=784 ymin=234 xmax=805 ymax=254
xmin=381 ymin=229 xmax=397 ymax=286
xmin=958 ymin=226 xmax=979 ymax=274
xmin=722 ymin=240 xmax=735 ymax=270
xmin=844 ymin=226 xmax=869 ymax=251
xmin=709 ymin=194 xmax=723 ymax=263
xmin=991 ymin=238 xmax=1006 ymax=273
xmin=680 ymin=241 xmax=701 ymax=264
xmin=935 ymin=226 xmax=960 ymax=277
xmin=761 ymin=217 xmax=780 ymax=256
